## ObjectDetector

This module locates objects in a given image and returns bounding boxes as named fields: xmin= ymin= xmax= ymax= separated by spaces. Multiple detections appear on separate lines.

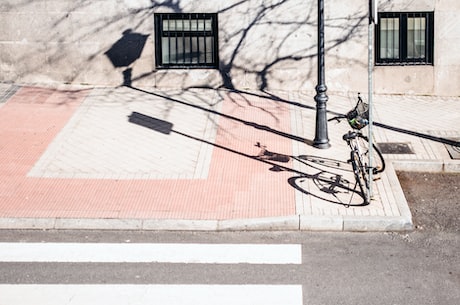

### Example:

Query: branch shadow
xmin=328 ymin=98 xmax=460 ymax=149
xmin=373 ymin=122 xmax=460 ymax=147
xmin=6 ymin=0 xmax=372 ymax=94
xmin=128 ymin=86 xmax=310 ymax=144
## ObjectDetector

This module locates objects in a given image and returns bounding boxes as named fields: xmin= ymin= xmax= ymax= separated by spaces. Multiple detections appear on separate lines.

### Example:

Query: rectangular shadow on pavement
xmin=128 ymin=111 xmax=173 ymax=135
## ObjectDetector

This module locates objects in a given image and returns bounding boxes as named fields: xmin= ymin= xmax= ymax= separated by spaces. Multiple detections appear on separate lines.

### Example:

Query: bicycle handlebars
xmin=327 ymin=114 xmax=347 ymax=122
xmin=327 ymin=93 xmax=368 ymax=127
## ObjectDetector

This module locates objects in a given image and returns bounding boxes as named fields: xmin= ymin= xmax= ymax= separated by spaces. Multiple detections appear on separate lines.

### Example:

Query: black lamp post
xmin=313 ymin=0 xmax=331 ymax=149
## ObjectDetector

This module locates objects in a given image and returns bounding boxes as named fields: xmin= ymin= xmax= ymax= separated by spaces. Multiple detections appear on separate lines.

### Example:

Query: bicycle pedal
xmin=373 ymin=176 xmax=381 ymax=181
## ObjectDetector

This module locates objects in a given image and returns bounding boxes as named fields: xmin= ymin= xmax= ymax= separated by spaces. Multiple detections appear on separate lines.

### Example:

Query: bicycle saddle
xmin=342 ymin=131 xmax=358 ymax=141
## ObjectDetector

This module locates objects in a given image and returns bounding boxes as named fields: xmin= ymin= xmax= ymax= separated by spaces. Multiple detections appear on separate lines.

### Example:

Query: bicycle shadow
xmin=288 ymin=156 xmax=368 ymax=207
xmin=127 ymin=111 xmax=368 ymax=207
xmin=255 ymin=145 xmax=368 ymax=206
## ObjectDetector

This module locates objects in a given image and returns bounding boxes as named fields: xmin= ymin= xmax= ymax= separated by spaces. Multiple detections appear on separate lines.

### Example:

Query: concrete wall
xmin=375 ymin=0 xmax=460 ymax=96
xmin=0 ymin=0 xmax=459 ymax=96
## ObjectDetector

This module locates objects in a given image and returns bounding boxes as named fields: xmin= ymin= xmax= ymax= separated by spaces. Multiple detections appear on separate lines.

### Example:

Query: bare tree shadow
xmin=5 ymin=0 xmax=370 ymax=95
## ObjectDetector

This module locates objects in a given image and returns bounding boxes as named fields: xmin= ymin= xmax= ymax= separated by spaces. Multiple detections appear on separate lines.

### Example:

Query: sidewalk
xmin=0 ymin=83 xmax=458 ymax=231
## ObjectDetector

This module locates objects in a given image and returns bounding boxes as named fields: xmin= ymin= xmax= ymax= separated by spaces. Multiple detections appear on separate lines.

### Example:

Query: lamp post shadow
xmin=105 ymin=29 xmax=149 ymax=87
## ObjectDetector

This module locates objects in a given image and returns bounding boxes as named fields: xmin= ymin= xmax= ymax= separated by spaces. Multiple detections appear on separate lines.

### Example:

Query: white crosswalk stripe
xmin=0 ymin=243 xmax=303 ymax=305
xmin=0 ymin=284 xmax=303 ymax=305
xmin=0 ymin=242 xmax=301 ymax=264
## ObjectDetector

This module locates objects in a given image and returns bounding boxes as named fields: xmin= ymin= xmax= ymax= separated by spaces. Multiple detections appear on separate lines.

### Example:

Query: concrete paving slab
xmin=27 ymin=87 xmax=220 ymax=180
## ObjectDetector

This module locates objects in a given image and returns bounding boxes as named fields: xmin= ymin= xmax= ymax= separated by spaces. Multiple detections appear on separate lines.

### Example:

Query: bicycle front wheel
xmin=351 ymin=150 xmax=369 ymax=205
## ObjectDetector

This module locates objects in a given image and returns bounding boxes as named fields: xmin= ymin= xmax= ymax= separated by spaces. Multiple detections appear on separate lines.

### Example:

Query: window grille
xmin=376 ymin=12 xmax=434 ymax=65
xmin=154 ymin=13 xmax=218 ymax=68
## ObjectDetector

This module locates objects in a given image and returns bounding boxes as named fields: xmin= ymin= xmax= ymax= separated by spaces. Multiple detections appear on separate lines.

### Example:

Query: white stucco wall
xmin=374 ymin=0 xmax=460 ymax=96
xmin=0 ymin=0 xmax=459 ymax=96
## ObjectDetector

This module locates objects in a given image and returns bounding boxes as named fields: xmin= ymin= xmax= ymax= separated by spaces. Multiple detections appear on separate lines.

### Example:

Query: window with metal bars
xmin=376 ymin=12 xmax=434 ymax=65
xmin=154 ymin=13 xmax=218 ymax=68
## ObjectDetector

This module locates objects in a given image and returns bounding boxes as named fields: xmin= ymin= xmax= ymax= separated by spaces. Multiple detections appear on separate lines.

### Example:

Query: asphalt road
xmin=0 ymin=229 xmax=458 ymax=305
xmin=0 ymin=172 xmax=458 ymax=305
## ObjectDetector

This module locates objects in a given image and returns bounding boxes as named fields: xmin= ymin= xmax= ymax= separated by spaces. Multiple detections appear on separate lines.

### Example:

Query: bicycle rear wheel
xmin=350 ymin=150 xmax=369 ymax=205
xmin=357 ymin=134 xmax=385 ymax=174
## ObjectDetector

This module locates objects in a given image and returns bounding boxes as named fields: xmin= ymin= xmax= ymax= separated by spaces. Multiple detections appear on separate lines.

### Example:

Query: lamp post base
xmin=313 ymin=84 xmax=331 ymax=149
xmin=313 ymin=141 xmax=331 ymax=149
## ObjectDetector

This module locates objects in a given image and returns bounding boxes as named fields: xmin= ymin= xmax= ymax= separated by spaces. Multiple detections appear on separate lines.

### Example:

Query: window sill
xmin=375 ymin=62 xmax=434 ymax=67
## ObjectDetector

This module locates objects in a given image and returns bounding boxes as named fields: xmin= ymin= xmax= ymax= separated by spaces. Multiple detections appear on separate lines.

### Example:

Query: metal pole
xmin=367 ymin=0 xmax=377 ymax=201
xmin=313 ymin=0 xmax=330 ymax=149
xmin=367 ymin=20 xmax=374 ymax=202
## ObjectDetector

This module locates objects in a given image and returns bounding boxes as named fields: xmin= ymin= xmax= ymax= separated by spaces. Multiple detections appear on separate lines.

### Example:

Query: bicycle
xmin=328 ymin=93 xmax=385 ymax=204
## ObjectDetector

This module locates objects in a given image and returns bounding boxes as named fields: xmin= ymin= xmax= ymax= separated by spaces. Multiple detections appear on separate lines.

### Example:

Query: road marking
xmin=0 ymin=284 xmax=303 ymax=305
xmin=0 ymin=243 xmax=301 ymax=264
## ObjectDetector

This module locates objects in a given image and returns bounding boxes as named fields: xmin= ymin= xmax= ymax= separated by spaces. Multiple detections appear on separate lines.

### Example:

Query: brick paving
xmin=0 ymin=84 xmax=458 ymax=231
xmin=0 ymin=85 xmax=295 ymax=222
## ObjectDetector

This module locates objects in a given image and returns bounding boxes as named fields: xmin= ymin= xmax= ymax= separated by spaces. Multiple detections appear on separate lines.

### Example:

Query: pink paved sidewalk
xmin=0 ymin=86 xmax=296 ymax=221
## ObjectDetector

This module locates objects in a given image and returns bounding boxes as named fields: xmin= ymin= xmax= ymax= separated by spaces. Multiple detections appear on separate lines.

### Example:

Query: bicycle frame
xmin=343 ymin=131 xmax=371 ymax=204
xmin=328 ymin=93 xmax=385 ymax=205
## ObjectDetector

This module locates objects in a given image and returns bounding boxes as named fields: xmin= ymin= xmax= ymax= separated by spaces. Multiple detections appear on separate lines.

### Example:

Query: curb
xmin=0 ymin=215 xmax=412 ymax=232
xmin=0 ymin=159 xmax=415 ymax=233
xmin=393 ymin=160 xmax=460 ymax=173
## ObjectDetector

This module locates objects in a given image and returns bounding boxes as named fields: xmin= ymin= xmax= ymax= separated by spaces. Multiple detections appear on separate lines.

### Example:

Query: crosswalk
xmin=0 ymin=243 xmax=301 ymax=264
xmin=0 ymin=284 xmax=302 ymax=305
xmin=0 ymin=242 xmax=303 ymax=305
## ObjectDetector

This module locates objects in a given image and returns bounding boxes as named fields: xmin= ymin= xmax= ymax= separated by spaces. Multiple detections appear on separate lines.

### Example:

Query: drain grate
xmin=377 ymin=142 xmax=414 ymax=154
xmin=445 ymin=138 xmax=460 ymax=159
